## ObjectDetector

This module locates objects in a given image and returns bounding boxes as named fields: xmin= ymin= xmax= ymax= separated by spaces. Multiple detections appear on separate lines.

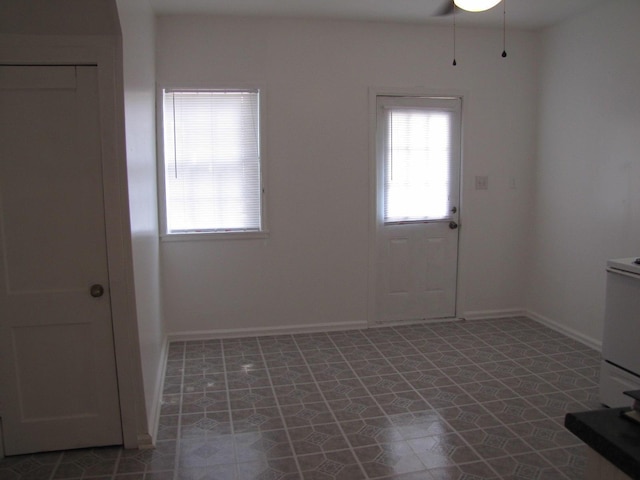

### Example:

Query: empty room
xmin=1 ymin=0 xmax=639 ymax=478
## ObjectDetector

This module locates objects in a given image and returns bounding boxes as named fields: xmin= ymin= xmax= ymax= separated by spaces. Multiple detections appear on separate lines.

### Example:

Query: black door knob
xmin=90 ymin=284 xmax=104 ymax=298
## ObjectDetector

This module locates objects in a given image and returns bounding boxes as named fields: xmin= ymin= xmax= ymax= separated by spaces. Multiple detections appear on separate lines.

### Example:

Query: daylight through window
xmin=162 ymin=89 xmax=262 ymax=235
xmin=379 ymin=97 xmax=460 ymax=224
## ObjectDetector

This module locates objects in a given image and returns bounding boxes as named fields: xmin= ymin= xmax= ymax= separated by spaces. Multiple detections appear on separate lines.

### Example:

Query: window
xmin=159 ymin=88 xmax=264 ymax=237
xmin=377 ymin=96 xmax=461 ymax=224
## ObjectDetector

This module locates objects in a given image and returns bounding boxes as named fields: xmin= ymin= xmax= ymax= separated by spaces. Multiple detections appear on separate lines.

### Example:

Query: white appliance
xmin=600 ymin=257 xmax=640 ymax=407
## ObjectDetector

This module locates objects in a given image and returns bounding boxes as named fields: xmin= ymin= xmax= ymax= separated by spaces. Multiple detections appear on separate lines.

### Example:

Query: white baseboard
xmin=146 ymin=336 xmax=169 ymax=446
xmin=462 ymin=308 xmax=601 ymax=350
xmin=525 ymin=310 xmax=602 ymax=351
xmin=137 ymin=433 xmax=154 ymax=450
xmin=167 ymin=320 xmax=369 ymax=342
xmin=371 ymin=317 xmax=464 ymax=327
xmin=461 ymin=308 xmax=527 ymax=321
xmin=165 ymin=310 xmax=601 ymax=350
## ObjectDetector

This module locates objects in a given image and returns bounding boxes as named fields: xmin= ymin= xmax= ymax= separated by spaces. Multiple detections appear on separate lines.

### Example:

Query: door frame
xmin=0 ymin=35 xmax=149 ymax=448
xmin=367 ymin=86 xmax=467 ymax=327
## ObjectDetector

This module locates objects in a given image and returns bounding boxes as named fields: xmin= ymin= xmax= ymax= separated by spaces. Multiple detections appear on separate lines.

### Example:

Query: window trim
xmin=156 ymin=84 xmax=268 ymax=241
xmin=377 ymin=95 xmax=462 ymax=226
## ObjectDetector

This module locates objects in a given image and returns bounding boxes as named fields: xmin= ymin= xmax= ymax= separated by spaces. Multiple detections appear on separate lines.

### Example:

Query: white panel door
xmin=375 ymin=96 xmax=461 ymax=323
xmin=0 ymin=66 xmax=122 ymax=455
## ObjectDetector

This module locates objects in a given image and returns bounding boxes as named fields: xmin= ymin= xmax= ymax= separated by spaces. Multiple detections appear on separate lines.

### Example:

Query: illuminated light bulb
xmin=454 ymin=0 xmax=501 ymax=12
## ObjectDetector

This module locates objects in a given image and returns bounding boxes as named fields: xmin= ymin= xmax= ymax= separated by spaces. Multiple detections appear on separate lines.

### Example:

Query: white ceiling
xmin=148 ymin=0 xmax=612 ymax=30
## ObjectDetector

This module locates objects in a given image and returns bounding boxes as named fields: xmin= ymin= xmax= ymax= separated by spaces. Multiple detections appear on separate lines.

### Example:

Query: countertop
xmin=565 ymin=407 xmax=640 ymax=479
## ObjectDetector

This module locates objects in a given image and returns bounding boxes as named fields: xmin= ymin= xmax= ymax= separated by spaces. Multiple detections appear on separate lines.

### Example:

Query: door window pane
xmin=379 ymin=97 xmax=460 ymax=224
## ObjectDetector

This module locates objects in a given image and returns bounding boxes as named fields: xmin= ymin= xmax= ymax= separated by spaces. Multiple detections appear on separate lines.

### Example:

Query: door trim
xmin=0 ymin=36 xmax=149 ymax=448
xmin=367 ymin=87 xmax=466 ymax=327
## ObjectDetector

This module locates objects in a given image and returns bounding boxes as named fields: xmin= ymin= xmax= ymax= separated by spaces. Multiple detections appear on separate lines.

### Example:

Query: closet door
xmin=0 ymin=65 xmax=122 ymax=455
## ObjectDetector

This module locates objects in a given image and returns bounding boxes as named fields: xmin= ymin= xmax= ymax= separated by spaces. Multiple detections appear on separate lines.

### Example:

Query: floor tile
xmin=308 ymin=362 xmax=356 ymax=382
xmin=425 ymin=459 xmax=501 ymax=478
xmin=263 ymin=352 xmax=306 ymax=368
xmin=289 ymin=423 xmax=351 ymax=456
xmin=457 ymin=380 xmax=518 ymax=403
xmin=181 ymin=392 xmax=229 ymax=414
xmin=408 ymin=432 xmax=480 ymax=468
xmin=487 ymin=452 xmax=560 ymax=480
xmin=225 ymin=370 xmax=270 ymax=390
xmin=354 ymin=441 xmax=426 ymax=478
xmin=300 ymin=349 xmax=345 ymax=366
xmin=234 ymin=430 xmax=295 ymax=462
xmin=438 ymin=365 xmax=494 ymax=385
xmin=177 ymin=436 xmax=235 ymax=468
xmin=269 ymin=366 xmax=315 ymax=386
xmin=223 ymin=355 xmax=265 ymax=373
xmin=435 ymin=404 xmax=502 ymax=431
xmin=298 ymin=449 xmax=365 ymax=480
xmin=237 ymin=457 xmax=301 ymax=480
xmin=400 ymin=370 xmax=455 ymax=389
xmin=325 ymin=397 xmax=385 ymax=422
xmin=499 ymin=374 xmax=559 ymax=396
xmin=0 ymin=317 xmax=598 ymax=480
xmin=360 ymin=374 xmax=414 ymax=396
xmin=481 ymin=397 xmax=548 ymax=425
xmin=341 ymin=417 xmax=404 ymax=448
xmin=119 ymin=442 xmax=176 ymax=473
xmin=180 ymin=412 xmax=233 ymax=437
xmin=542 ymin=445 xmax=588 ymax=479
xmin=315 ymin=380 xmax=370 ymax=401
xmin=175 ymin=464 xmax=236 ymax=480
xmin=385 ymin=355 xmax=435 ymax=375
xmin=349 ymin=358 xmax=397 ymax=377
xmin=386 ymin=411 xmax=453 ymax=441
xmin=507 ymin=418 xmax=583 ymax=451
xmin=228 ymin=387 xmax=277 ymax=410
xmin=417 ymin=385 xmax=476 ymax=409
xmin=458 ymin=426 xmax=532 ymax=459
xmin=231 ymin=406 xmax=285 ymax=433
xmin=374 ymin=391 xmax=431 ymax=416
xmin=273 ymin=383 xmax=325 ymax=406
xmin=280 ymin=402 xmax=336 ymax=428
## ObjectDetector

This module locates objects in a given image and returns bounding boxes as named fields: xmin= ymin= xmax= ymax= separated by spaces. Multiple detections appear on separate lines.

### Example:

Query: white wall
xmin=116 ymin=0 xmax=165 ymax=437
xmin=0 ymin=0 xmax=154 ymax=449
xmin=156 ymin=16 xmax=539 ymax=335
xmin=528 ymin=0 xmax=640 ymax=345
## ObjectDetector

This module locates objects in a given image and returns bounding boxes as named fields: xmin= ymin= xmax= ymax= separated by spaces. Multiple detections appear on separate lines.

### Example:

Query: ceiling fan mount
xmin=433 ymin=0 xmax=502 ymax=17
xmin=433 ymin=0 xmax=456 ymax=17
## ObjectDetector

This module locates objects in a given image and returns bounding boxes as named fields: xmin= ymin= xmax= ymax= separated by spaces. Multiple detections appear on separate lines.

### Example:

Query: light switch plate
xmin=475 ymin=175 xmax=489 ymax=190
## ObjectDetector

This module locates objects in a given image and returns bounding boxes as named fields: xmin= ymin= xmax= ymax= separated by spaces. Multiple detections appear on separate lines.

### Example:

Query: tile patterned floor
xmin=0 ymin=317 xmax=602 ymax=480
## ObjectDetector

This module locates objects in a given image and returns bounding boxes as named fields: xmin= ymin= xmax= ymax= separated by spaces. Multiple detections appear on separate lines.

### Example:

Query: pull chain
xmin=501 ymin=0 xmax=507 ymax=58
xmin=452 ymin=4 xmax=457 ymax=66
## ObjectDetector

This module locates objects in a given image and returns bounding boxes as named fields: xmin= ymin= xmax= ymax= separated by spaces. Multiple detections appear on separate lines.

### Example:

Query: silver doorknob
xmin=90 ymin=284 xmax=104 ymax=298
xmin=449 ymin=221 xmax=458 ymax=230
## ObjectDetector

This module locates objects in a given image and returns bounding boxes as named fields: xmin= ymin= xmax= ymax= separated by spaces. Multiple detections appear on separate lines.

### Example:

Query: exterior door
xmin=0 ymin=65 xmax=122 ymax=455
xmin=374 ymin=95 xmax=461 ymax=323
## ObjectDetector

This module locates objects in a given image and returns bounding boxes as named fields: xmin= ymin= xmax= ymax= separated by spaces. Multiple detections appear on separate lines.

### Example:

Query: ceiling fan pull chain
xmin=501 ymin=0 xmax=507 ymax=58
xmin=452 ymin=3 xmax=457 ymax=66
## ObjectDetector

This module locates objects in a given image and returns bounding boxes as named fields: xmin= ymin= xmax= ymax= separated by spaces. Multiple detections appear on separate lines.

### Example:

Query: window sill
xmin=160 ymin=231 xmax=270 ymax=242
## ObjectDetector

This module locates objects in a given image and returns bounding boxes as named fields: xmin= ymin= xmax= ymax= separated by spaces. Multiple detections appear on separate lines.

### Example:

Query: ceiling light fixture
xmin=451 ymin=0 xmax=507 ymax=66
xmin=453 ymin=0 xmax=501 ymax=13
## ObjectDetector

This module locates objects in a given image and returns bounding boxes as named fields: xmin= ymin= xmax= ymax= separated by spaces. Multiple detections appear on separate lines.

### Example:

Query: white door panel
xmin=374 ymin=95 xmax=461 ymax=324
xmin=0 ymin=65 xmax=122 ymax=455
xmin=377 ymin=225 xmax=458 ymax=322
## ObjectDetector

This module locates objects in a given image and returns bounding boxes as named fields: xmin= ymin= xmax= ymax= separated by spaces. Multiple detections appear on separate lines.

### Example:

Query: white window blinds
xmin=162 ymin=89 xmax=262 ymax=234
xmin=380 ymin=98 xmax=460 ymax=224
